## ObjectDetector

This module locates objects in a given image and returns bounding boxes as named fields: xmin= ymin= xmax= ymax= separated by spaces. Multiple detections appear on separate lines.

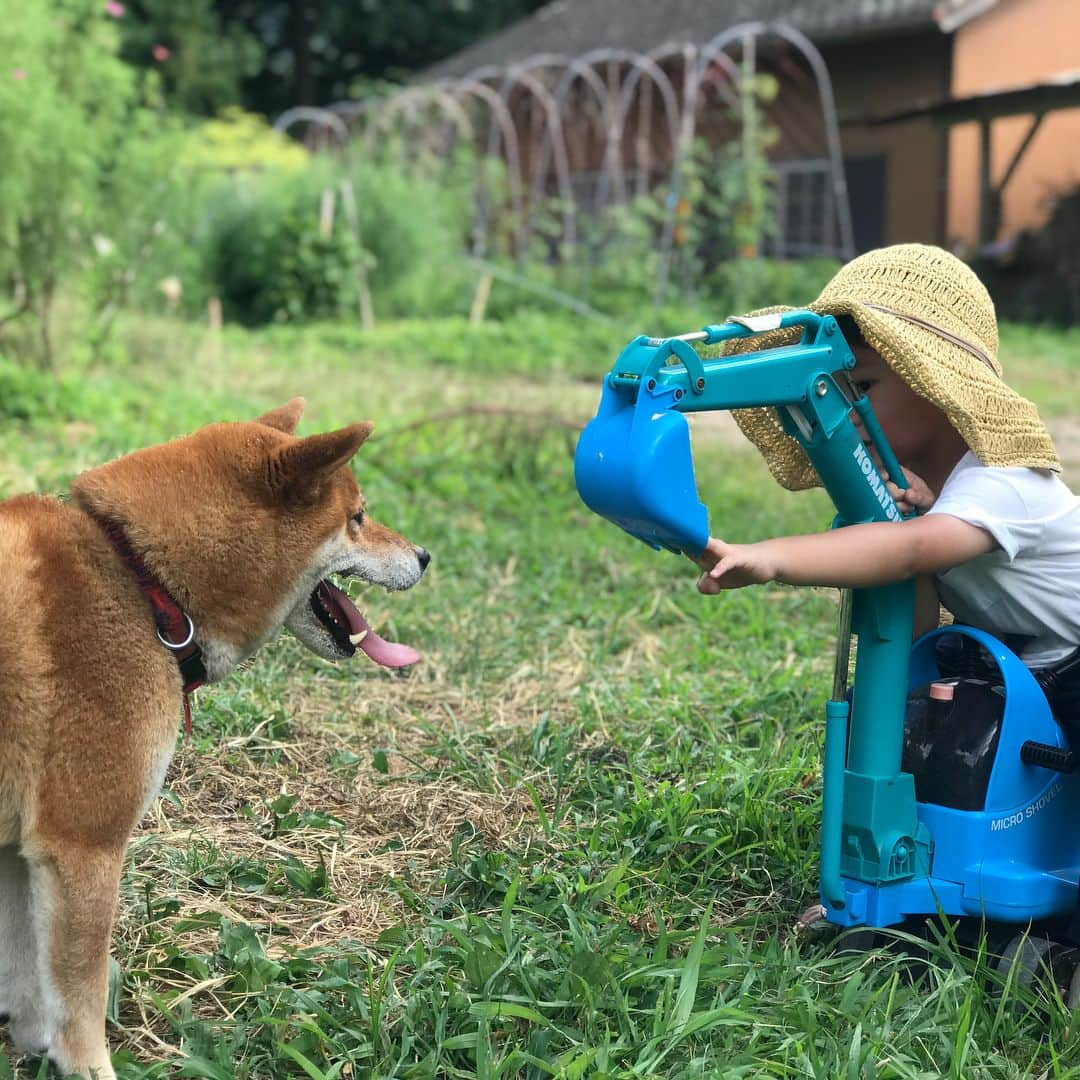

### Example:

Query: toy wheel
xmin=1068 ymin=961 xmax=1080 ymax=1010
xmin=995 ymin=934 xmax=1054 ymax=991
xmin=994 ymin=933 xmax=1076 ymax=1002
xmin=834 ymin=927 xmax=883 ymax=954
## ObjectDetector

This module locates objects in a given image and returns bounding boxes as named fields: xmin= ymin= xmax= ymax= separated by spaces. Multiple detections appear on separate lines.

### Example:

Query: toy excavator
xmin=575 ymin=310 xmax=1080 ymax=995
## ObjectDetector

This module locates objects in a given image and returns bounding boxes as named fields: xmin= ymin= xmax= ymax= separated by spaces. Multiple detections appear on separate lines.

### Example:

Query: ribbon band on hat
xmin=860 ymin=303 xmax=997 ymax=374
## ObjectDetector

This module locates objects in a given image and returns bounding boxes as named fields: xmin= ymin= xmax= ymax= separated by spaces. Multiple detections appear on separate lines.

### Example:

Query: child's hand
xmin=692 ymin=537 xmax=777 ymax=593
xmin=882 ymin=466 xmax=936 ymax=514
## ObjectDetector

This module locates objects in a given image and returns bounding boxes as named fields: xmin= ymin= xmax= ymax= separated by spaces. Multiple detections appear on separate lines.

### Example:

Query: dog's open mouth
xmin=310 ymin=580 xmax=421 ymax=668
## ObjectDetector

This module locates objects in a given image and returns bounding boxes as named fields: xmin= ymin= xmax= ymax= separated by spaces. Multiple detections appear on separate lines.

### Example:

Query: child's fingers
xmin=885 ymin=479 xmax=909 ymax=504
xmin=699 ymin=557 xmax=733 ymax=593
xmin=709 ymin=556 xmax=735 ymax=579
xmin=691 ymin=537 xmax=724 ymax=571
xmin=697 ymin=573 xmax=721 ymax=595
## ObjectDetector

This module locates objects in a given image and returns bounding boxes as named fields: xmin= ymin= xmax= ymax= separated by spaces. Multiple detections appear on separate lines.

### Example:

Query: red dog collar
xmin=91 ymin=515 xmax=206 ymax=734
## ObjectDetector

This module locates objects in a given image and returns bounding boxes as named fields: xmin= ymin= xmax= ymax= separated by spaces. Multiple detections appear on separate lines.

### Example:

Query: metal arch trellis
xmin=273 ymin=106 xmax=349 ymax=150
xmin=690 ymin=22 xmax=855 ymax=260
xmin=362 ymin=84 xmax=475 ymax=156
xmin=279 ymin=22 xmax=855 ymax=295
xmin=438 ymin=77 xmax=529 ymax=258
xmin=466 ymin=61 xmax=578 ymax=255
xmin=572 ymin=47 xmax=683 ymax=226
xmin=512 ymin=54 xmax=614 ymax=221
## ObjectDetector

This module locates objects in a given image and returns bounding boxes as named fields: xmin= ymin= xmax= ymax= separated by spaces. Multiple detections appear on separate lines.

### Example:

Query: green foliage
xmin=707 ymin=256 xmax=843 ymax=316
xmin=0 ymin=0 xmax=137 ymax=363
xmin=178 ymin=106 xmax=309 ymax=174
xmin=0 ymin=0 xmax=229 ymax=363
xmin=208 ymin=161 xmax=365 ymax=325
xmin=204 ymin=149 xmax=474 ymax=326
xmin=211 ymin=0 xmax=550 ymax=117
xmin=343 ymin=149 xmax=474 ymax=317
xmin=504 ymin=72 xmax=784 ymax=320
xmin=82 ymin=110 xmax=215 ymax=334
xmin=119 ymin=0 xmax=263 ymax=117
xmin=0 ymin=356 xmax=87 ymax=421
xmin=660 ymin=71 xmax=780 ymax=304
xmin=92 ymin=109 xmax=312 ymax=326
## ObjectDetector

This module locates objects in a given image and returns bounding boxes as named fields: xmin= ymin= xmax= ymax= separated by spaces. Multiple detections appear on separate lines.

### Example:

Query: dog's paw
xmin=6 ymin=1010 xmax=52 ymax=1057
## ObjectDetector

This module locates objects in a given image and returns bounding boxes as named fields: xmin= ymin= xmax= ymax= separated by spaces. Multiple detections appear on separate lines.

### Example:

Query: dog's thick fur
xmin=0 ymin=399 xmax=427 ymax=1078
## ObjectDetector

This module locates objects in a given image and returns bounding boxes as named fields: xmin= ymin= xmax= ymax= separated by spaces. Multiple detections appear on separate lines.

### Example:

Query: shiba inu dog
xmin=0 ymin=398 xmax=428 ymax=1078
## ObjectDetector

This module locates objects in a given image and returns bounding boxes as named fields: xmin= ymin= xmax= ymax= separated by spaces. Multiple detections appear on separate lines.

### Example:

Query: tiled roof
xmin=426 ymin=0 xmax=946 ymax=79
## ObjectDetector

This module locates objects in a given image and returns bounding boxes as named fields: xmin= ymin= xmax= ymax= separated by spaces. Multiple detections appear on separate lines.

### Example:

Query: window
xmin=767 ymin=158 xmax=845 ymax=258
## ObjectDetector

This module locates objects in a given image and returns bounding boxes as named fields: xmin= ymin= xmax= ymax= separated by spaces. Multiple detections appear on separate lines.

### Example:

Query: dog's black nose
xmin=416 ymin=547 xmax=431 ymax=571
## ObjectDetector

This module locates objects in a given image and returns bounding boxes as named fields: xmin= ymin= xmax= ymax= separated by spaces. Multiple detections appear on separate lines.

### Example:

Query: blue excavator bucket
xmin=574 ymin=314 xmax=874 ymax=559
xmin=574 ymin=336 xmax=709 ymax=556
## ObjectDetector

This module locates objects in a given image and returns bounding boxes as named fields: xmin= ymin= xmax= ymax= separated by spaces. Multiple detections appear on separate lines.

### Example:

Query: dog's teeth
xmin=348 ymin=630 xmax=368 ymax=645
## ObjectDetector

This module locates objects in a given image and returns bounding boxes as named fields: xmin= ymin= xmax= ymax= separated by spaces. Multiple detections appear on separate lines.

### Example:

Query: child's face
xmin=848 ymin=344 xmax=955 ymax=469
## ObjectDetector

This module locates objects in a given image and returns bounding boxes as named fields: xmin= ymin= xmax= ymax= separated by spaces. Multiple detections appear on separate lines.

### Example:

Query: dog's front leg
xmin=25 ymin=841 xmax=124 ymax=1080
xmin=0 ymin=845 xmax=43 ymax=1034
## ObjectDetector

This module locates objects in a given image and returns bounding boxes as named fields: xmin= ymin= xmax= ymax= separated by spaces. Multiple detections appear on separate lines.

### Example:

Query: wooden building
xmin=426 ymin=0 xmax=1080 ymax=254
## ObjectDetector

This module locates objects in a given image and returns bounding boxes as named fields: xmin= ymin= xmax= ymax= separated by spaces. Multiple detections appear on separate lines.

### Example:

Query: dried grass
xmin=89 ymin=655 xmax=566 ymax=1070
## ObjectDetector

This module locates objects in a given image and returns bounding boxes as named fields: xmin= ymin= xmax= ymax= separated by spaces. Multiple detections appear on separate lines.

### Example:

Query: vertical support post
xmin=978 ymin=114 xmax=996 ymax=246
xmin=847 ymin=583 xmax=915 ymax=776
xmin=740 ymin=33 xmax=760 ymax=259
xmin=821 ymin=588 xmax=854 ymax=910
xmin=741 ymin=32 xmax=756 ymax=186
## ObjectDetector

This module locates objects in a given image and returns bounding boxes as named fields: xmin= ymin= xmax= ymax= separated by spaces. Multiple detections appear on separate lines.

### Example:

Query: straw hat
xmin=727 ymin=244 xmax=1059 ymax=490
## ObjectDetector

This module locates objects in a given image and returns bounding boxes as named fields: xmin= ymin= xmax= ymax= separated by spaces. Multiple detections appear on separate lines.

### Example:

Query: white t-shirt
xmin=927 ymin=451 xmax=1080 ymax=668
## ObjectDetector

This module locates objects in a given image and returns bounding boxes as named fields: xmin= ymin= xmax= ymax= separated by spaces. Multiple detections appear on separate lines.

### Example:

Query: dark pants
xmin=935 ymin=632 xmax=1080 ymax=745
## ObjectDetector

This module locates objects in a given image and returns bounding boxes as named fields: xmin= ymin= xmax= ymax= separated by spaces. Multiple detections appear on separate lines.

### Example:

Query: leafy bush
xmin=118 ymin=0 xmax=263 ymax=117
xmin=706 ymin=256 xmax=841 ymax=315
xmin=203 ymin=147 xmax=474 ymax=325
xmin=82 ymin=111 xmax=214 ymax=333
xmin=0 ymin=357 xmax=86 ymax=420
xmin=343 ymin=148 xmax=474 ymax=316
xmin=0 ymin=0 xmax=139 ymax=363
xmin=178 ymin=106 xmax=309 ymax=174
xmin=0 ymin=0 xmax=234 ymax=362
xmin=208 ymin=162 xmax=364 ymax=325
xmin=99 ymin=110 xmax=314 ymax=325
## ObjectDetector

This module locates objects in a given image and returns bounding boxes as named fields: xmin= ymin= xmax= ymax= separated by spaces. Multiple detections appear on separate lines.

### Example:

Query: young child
xmin=693 ymin=244 xmax=1080 ymax=721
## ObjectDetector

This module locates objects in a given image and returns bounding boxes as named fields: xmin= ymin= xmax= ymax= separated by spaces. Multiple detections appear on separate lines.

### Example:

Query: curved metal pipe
xmin=463 ymin=63 xmax=577 ymax=252
xmin=273 ymin=106 xmax=349 ymax=149
xmin=446 ymin=78 xmax=528 ymax=257
xmin=693 ymin=22 xmax=854 ymax=259
xmin=525 ymin=56 xmax=612 ymax=220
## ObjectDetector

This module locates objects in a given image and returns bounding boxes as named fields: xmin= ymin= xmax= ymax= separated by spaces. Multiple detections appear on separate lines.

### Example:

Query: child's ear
xmin=255 ymin=398 xmax=306 ymax=434
xmin=266 ymin=423 xmax=373 ymax=503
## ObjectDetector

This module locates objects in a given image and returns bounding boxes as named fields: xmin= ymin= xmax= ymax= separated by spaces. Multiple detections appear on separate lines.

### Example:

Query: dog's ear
xmin=256 ymin=398 xmax=306 ymax=434
xmin=267 ymin=422 xmax=373 ymax=502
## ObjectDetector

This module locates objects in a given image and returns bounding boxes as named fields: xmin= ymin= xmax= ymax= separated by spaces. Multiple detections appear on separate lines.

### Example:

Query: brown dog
xmin=0 ymin=399 xmax=428 ymax=1078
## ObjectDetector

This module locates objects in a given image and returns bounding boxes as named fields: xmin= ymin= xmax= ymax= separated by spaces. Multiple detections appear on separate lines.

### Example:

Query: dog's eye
xmin=351 ymin=509 xmax=365 ymax=526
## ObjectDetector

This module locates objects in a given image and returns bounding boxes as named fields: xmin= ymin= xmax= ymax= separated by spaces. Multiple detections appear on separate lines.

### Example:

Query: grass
xmin=3 ymin=309 xmax=1080 ymax=1077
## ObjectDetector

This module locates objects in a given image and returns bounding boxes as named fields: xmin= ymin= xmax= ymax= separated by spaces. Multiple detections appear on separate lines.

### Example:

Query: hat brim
xmin=727 ymin=301 xmax=1059 ymax=491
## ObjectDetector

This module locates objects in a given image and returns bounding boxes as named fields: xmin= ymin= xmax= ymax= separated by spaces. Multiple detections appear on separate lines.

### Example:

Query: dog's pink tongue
xmin=322 ymin=581 xmax=421 ymax=669
xmin=357 ymin=627 xmax=422 ymax=668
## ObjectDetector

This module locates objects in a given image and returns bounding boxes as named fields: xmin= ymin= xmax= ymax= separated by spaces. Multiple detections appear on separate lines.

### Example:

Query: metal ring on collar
xmin=157 ymin=614 xmax=195 ymax=650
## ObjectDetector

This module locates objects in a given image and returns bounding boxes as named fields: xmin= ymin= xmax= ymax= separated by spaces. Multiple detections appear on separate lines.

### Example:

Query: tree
xmin=214 ymin=0 xmax=549 ymax=116
xmin=0 ymin=1 xmax=136 ymax=363
xmin=119 ymin=0 xmax=263 ymax=116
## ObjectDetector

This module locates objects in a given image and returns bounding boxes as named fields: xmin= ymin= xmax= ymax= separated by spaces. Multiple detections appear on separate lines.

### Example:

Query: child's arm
xmin=693 ymin=514 xmax=995 ymax=593
xmin=912 ymin=575 xmax=943 ymax=637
